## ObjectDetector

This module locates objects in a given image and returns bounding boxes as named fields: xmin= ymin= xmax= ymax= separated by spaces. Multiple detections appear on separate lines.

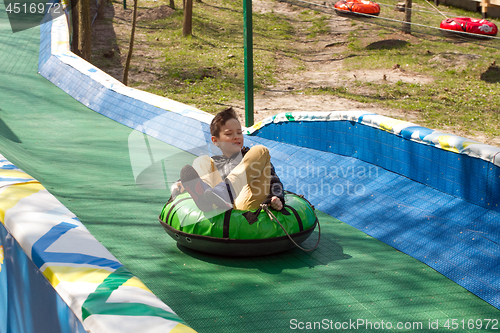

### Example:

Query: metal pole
xmin=124 ymin=0 xmax=126 ymax=10
xmin=243 ymin=0 xmax=254 ymax=127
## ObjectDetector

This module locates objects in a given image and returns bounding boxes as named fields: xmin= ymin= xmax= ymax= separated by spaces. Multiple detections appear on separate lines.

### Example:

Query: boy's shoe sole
xmin=203 ymin=190 xmax=233 ymax=211
xmin=180 ymin=165 xmax=206 ymax=202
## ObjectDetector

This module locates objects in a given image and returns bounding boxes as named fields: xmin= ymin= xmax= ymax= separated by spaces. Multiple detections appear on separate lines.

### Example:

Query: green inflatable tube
xmin=158 ymin=191 xmax=318 ymax=256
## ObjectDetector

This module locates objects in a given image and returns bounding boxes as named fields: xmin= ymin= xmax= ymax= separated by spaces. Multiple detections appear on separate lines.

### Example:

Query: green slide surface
xmin=0 ymin=7 xmax=498 ymax=332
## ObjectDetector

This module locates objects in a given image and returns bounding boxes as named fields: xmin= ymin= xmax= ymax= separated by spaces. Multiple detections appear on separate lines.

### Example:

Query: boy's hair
xmin=210 ymin=107 xmax=239 ymax=137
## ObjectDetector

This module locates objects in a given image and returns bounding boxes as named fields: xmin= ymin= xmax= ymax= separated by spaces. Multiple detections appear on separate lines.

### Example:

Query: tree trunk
xmin=183 ymin=0 xmax=193 ymax=37
xmin=71 ymin=0 xmax=79 ymax=53
xmin=123 ymin=0 xmax=138 ymax=85
xmin=71 ymin=0 xmax=92 ymax=61
xmin=169 ymin=0 xmax=175 ymax=9
xmin=97 ymin=0 xmax=106 ymax=20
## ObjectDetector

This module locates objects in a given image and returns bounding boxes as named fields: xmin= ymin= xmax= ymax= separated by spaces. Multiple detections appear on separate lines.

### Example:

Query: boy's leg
xmin=226 ymin=145 xmax=272 ymax=211
xmin=180 ymin=165 xmax=210 ymax=210
xmin=181 ymin=162 xmax=231 ymax=212
xmin=192 ymin=155 xmax=223 ymax=188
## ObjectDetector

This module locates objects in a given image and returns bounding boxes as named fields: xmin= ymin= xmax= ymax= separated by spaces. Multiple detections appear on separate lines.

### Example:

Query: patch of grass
xmin=307 ymin=71 xmax=500 ymax=138
xmin=130 ymin=0 xmax=296 ymax=113
xmin=323 ymin=4 xmax=500 ymax=140
xmin=298 ymin=10 xmax=329 ymax=37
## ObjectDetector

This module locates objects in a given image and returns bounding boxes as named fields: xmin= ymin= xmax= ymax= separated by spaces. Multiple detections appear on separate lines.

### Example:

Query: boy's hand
xmin=270 ymin=196 xmax=283 ymax=211
xmin=171 ymin=181 xmax=185 ymax=197
xmin=176 ymin=182 xmax=185 ymax=193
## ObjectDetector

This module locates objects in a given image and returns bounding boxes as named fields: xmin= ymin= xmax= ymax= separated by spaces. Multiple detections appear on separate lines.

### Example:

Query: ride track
xmin=0 ymin=1 xmax=500 ymax=332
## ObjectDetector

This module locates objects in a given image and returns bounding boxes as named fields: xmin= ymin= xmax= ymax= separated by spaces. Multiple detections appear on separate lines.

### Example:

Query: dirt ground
xmin=90 ymin=0 xmax=500 ymax=146
xmin=235 ymin=0 xmax=431 ymax=123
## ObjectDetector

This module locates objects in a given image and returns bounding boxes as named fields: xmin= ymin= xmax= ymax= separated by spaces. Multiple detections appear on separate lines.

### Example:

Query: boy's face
xmin=212 ymin=118 xmax=244 ymax=157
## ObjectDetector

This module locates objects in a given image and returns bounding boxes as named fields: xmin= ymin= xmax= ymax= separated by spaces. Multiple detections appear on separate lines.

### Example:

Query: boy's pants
xmin=192 ymin=145 xmax=271 ymax=211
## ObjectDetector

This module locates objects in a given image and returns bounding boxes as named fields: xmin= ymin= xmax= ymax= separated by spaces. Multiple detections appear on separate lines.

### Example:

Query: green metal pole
xmin=243 ymin=0 xmax=254 ymax=127
xmin=123 ymin=0 xmax=126 ymax=10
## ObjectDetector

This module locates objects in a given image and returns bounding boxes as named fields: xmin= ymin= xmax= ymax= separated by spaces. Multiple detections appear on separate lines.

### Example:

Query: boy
xmin=174 ymin=108 xmax=284 ymax=212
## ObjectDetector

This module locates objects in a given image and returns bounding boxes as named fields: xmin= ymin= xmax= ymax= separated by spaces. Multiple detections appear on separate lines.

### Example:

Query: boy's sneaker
xmin=180 ymin=165 xmax=211 ymax=211
xmin=181 ymin=166 xmax=232 ymax=212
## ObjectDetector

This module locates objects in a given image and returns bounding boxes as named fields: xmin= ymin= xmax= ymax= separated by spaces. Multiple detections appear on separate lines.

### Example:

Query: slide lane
xmin=1 ymin=3 xmax=499 ymax=333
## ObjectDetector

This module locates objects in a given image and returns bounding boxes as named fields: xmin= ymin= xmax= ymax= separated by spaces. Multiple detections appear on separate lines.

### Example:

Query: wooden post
xmin=481 ymin=0 xmax=489 ymax=18
xmin=402 ymin=0 xmax=412 ymax=34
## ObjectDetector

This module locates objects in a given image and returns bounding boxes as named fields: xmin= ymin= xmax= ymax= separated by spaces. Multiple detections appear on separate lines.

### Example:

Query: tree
xmin=71 ymin=0 xmax=92 ymax=61
xmin=183 ymin=0 xmax=193 ymax=36
xmin=123 ymin=0 xmax=138 ymax=85
xmin=97 ymin=0 xmax=106 ymax=20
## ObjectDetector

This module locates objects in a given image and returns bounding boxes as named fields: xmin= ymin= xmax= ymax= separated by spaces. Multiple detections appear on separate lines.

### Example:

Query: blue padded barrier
xmin=246 ymin=124 xmax=500 ymax=309
xmin=39 ymin=56 xmax=213 ymax=157
xmin=252 ymin=120 xmax=499 ymax=213
xmin=488 ymin=164 xmax=500 ymax=210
